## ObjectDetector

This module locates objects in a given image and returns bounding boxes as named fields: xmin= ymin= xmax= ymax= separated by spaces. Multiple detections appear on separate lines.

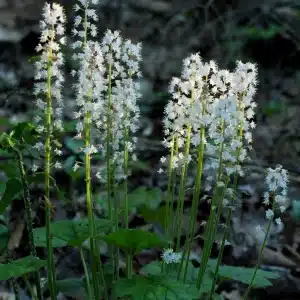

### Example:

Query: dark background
xmin=1 ymin=0 xmax=300 ymax=299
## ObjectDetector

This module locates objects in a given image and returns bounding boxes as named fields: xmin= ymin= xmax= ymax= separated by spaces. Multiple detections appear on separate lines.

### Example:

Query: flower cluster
xmin=72 ymin=0 xmax=99 ymax=50
xmin=161 ymin=53 xmax=258 ymax=189
xmin=162 ymin=54 xmax=216 ymax=169
xmin=95 ymin=30 xmax=142 ymax=180
xmin=71 ymin=5 xmax=142 ymax=180
xmin=33 ymin=2 xmax=66 ymax=164
xmin=161 ymin=248 xmax=182 ymax=264
xmin=73 ymin=41 xmax=106 ymax=142
xmin=263 ymin=165 xmax=289 ymax=222
xmin=204 ymin=61 xmax=257 ymax=180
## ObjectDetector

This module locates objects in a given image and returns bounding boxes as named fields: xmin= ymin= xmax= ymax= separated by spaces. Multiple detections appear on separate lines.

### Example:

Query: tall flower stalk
xmin=98 ymin=30 xmax=142 ymax=278
xmin=195 ymin=63 xmax=257 ymax=289
xmin=243 ymin=165 xmax=288 ymax=299
xmin=33 ymin=3 xmax=66 ymax=299
xmin=73 ymin=41 xmax=107 ymax=299
xmin=161 ymin=54 xmax=218 ymax=276
xmin=72 ymin=2 xmax=109 ymax=298
xmin=209 ymin=62 xmax=258 ymax=295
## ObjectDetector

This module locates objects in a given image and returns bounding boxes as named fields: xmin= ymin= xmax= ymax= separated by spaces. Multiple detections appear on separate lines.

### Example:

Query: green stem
xmin=196 ymin=120 xmax=225 ymax=289
xmin=175 ymin=125 xmax=192 ymax=252
xmin=123 ymin=109 xmax=132 ymax=279
xmin=161 ymin=136 xmax=176 ymax=275
xmin=84 ymin=110 xmax=104 ymax=300
xmin=80 ymin=248 xmax=93 ymax=300
xmin=81 ymin=3 xmax=107 ymax=299
xmin=106 ymin=61 xmax=113 ymax=223
xmin=45 ymin=25 xmax=57 ymax=300
xmin=165 ymin=135 xmax=175 ymax=243
xmin=242 ymin=217 xmax=273 ymax=300
xmin=123 ymin=113 xmax=129 ymax=230
xmin=209 ymin=139 xmax=243 ymax=297
xmin=112 ymin=162 xmax=119 ymax=281
xmin=170 ymin=139 xmax=179 ymax=244
xmin=15 ymin=149 xmax=43 ymax=300
xmin=180 ymin=126 xmax=205 ymax=281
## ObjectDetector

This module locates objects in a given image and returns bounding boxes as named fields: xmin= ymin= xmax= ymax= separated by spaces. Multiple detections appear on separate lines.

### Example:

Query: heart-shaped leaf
xmin=55 ymin=278 xmax=85 ymax=298
xmin=114 ymin=275 xmax=201 ymax=300
xmin=208 ymin=259 xmax=279 ymax=287
xmin=99 ymin=229 xmax=167 ymax=254
xmin=127 ymin=187 xmax=162 ymax=211
xmin=11 ymin=122 xmax=39 ymax=146
xmin=65 ymin=137 xmax=84 ymax=154
xmin=33 ymin=218 xmax=112 ymax=248
xmin=0 ymin=256 xmax=46 ymax=280
xmin=142 ymin=261 xmax=213 ymax=294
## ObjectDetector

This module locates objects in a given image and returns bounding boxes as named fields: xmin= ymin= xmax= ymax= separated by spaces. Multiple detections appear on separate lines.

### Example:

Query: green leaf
xmin=33 ymin=218 xmax=112 ymax=248
xmin=0 ymin=178 xmax=22 ymax=214
xmin=0 ymin=182 xmax=6 ymax=194
xmin=208 ymin=260 xmax=279 ymax=287
xmin=141 ymin=260 xmax=162 ymax=275
xmin=0 ymin=133 xmax=11 ymax=149
xmin=129 ymin=160 xmax=149 ymax=171
xmin=0 ymin=161 xmax=20 ymax=178
xmin=55 ymin=278 xmax=85 ymax=298
xmin=63 ymin=156 xmax=76 ymax=172
xmin=138 ymin=205 xmax=168 ymax=228
xmin=127 ymin=187 xmax=162 ymax=211
xmin=65 ymin=137 xmax=84 ymax=154
xmin=141 ymin=261 xmax=213 ymax=294
xmin=11 ymin=122 xmax=39 ymax=146
xmin=114 ymin=275 xmax=201 ymax=300
xmin=0 ymin=255 xmax=46 ymax=280
xmin=99 ymin=229 xmax=167 ymax=254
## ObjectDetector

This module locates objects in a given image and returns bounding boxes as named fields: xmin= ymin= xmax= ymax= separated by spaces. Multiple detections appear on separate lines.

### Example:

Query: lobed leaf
xmin=0 ymin=256 xmax=46 ymax=280
xmin=114 ymin=275 xmax=201 ymax=300
xmin=33 ymin=218 xmax=112 ymax=248
xmin=98 ymin=229 xmax=167 ymax=254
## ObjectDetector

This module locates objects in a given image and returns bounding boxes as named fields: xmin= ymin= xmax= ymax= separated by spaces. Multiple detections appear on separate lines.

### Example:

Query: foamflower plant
xmin=0 ymin=2 xmax=286 ymax=300
xmin=33 ymin=3 xmax=66 ymax=299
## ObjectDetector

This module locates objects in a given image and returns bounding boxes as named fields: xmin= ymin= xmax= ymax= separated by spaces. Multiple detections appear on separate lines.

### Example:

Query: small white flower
xmin=200 ymin=221 xmax=207 ymax=227
xmin=54 ymin=148 xmax=63 ymax=156
xmin=275 ymin=217 xmax=281 ymax=225
xmin=73 ymin=162 xmax=80 ymax=172
xmin=33 ymin=142 xmax=44 ymax=151
xmin=54 ymin=162 xmax=62 ymax=169
xmin=157 ymin=168 xmax=164 ymax=174
xmin=224 ymin=240 xmax=231 ymax=246
xmin=255 ymin=225 xmax=262 ymax=232
xmin=161 ymin=248 xmax=182 ymax=264
xmin=279 ymin=206 xmax=286 ymax=213
xmin=84 ymin=145 xmax=98 ymax=155
xmin=217 ymin=181 xmax=225 ymax=187
xmin=32 ymin=164 xmax=39 ymax=172
xmin=265 ymin=209 xmax=274 ymax=220
xmin=160 ymin=156 xmax=166 ymax=164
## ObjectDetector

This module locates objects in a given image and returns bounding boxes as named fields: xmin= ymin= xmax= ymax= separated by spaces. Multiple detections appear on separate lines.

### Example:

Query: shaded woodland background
xmin=1 ymin=0 xmax=300 ymax=299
